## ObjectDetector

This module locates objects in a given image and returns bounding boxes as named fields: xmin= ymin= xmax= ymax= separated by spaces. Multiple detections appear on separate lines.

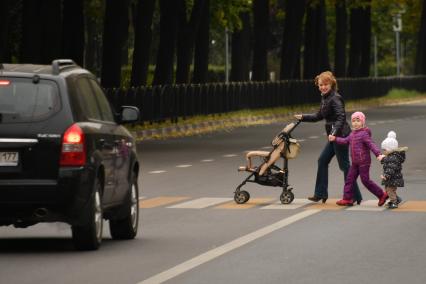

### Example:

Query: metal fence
xmin=104 ymin=76 xmax=426 ymax=124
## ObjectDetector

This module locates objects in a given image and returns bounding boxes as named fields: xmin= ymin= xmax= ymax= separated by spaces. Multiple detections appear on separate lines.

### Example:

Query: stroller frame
xmin=234 ymin=120 xmax=301 ymax=205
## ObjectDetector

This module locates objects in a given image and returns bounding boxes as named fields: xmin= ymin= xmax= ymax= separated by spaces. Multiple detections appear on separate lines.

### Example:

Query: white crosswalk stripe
xmin=167 ymin=197 xmax=233 ymax=209
xmin=346 ymin=200 xmax=386 ymax=211
xmin=261 ymin=198 xmax=313 ymax=210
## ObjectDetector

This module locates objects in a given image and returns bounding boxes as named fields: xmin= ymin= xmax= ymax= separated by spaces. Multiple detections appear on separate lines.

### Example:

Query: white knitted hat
xmin=381 ymin=131 xmax=398 ymax=151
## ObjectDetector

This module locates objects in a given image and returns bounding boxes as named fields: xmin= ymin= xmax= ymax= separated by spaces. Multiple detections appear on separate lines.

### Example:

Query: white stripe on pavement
xmin=137 ymin=209 xmax=321 ymax=284
xmin=148 ymin=170 xmax=166 ymax=174
xmin=176 ymin=164 xmax=192 ymax=168
xmin=223 ymin=154 xmax=238 ymax=157
xmin=201 ymin=159 xmax=214 ymax=162
xmin=261 ymin=198 xmax=313 ymax=210
xmin=346 ymin=200 xmax=386 ymax=211
xmin=167 ymin=197 xmax=233 ymax=209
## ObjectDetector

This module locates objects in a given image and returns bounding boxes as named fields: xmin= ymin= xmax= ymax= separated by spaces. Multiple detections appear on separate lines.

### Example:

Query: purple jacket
xmin=335 ymin=127 xmax=381 ymax=165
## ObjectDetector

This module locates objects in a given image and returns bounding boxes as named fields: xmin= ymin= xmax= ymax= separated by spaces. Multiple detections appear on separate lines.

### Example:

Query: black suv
xmin=0 ymin=60 xmax=140 ymax=250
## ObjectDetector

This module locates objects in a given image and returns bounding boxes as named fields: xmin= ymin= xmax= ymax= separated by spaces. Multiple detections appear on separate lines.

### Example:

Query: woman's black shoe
xmin=308 ymin=196 xmax=327 ymax=203
xmin=355 ymin=200 xmax=362 ymax=205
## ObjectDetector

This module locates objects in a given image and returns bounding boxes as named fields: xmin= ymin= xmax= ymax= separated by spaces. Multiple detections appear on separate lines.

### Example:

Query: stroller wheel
xmin=234 ymin=191 xmax=250 ymax=204
xmin=280 ymin=191 xmax=294 ymax=204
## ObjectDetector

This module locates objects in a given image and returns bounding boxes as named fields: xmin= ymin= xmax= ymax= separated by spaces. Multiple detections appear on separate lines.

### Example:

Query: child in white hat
xmin=380 ymin=131 xmax=408 ymax=209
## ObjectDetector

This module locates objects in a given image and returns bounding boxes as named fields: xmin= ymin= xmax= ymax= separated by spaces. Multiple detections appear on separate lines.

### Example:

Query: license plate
xmin=0 ymin=152 xmax=19 ymax=166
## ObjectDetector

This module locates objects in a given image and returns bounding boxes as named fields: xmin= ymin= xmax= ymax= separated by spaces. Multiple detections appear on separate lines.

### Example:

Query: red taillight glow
xmin=0 ymin=80 xmax=10 ymax=86
xmin=60 ymin=124 xmax=86 ymax=166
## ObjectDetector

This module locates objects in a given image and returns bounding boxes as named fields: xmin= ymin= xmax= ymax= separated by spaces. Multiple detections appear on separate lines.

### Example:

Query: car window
xmin=0 ymin=78 xmax=60 ymax=123
xmin=89 ymin=79 xmax=115 ymax=122
xmin=75 ymin=77 xmax=102 ymax=121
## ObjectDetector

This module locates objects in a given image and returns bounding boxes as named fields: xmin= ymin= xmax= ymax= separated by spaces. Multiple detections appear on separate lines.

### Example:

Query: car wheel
xmin=72 ymin=178 xmax=103 ymax=250
xmin=109 ymin=175 xmax=139 ymax=240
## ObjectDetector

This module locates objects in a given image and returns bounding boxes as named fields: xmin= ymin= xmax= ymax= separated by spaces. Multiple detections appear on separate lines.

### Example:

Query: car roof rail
xmin=51 ymin=59 xmax=78 ymax=75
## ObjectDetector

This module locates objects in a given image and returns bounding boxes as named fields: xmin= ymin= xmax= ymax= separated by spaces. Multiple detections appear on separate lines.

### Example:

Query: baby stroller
xmin=234 ymin=120 xmax=301 ymax=204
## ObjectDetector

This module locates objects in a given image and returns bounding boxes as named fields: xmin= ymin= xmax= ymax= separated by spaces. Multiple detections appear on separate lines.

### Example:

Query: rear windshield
xmin=0 ymin=78 xmax=60 ymax=123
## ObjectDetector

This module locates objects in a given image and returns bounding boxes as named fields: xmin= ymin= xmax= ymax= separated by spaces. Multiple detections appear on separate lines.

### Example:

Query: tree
xmin=416 ymin=0 xmax=426 ymax=74
xmin=131 ymin=0 xmax=156 ymax=86
xmin=303 ymin=0 xmax=330 ymax=79
xmin=230 ymin=12 xmax=251 ymax=82
xmin=193 ymin=0 xmax=211 ymax=83
xmin=176 ymin=0 xmax=207 ymax=84
xmin=347 ymin=0 xmax=371 ymax=77
xmin=334 ymin=0 xmax=347 ymax=77
xmin=280 ymin=0 xmax=306 ymax=80
xmin=153 ymin=0 xmax=179 ymax=85
xmin=62 ymin=0 xmax=85 ymax=66
xmin=0 ymin=0 xmax=11 ymax=62
xmin=252 ymin=0 xmax=269 ymax=81
xmin=101 ymin=0 xmax=130 ymax=88
xmin=20 ymin=0 xmax=61 ymax=64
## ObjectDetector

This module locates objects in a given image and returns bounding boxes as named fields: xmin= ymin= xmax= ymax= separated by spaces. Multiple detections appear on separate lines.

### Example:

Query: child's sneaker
xmin=386 ymin=201 xmax=398 ymax=209
xmin=396 ymin=195 xmax=403 ymax=204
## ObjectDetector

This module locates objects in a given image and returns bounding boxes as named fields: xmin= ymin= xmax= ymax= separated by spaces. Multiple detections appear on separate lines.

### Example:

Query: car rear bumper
xmin=0 ymin=166 xmax=96 ymax=226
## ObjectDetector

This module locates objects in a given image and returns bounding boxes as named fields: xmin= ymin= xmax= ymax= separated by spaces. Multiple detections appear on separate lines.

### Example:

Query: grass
xmin=128 ymin=88 xmax=426 ymax=139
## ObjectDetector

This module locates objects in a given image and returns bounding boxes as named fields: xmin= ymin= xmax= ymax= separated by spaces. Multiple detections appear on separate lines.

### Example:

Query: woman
xmin=294 ymin=71 xmax=362 ymax=204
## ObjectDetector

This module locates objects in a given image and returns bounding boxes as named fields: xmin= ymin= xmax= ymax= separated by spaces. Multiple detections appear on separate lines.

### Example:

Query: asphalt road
xmin=1 ymin=102 xmax=426 ymax=284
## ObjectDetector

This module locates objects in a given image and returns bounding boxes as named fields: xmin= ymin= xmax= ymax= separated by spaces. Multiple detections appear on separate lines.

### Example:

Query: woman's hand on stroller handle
xmin=294 ymin=114 xmax=303 ymax=120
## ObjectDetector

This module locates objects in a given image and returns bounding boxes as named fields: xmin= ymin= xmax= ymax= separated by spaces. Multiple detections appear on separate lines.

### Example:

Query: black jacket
xmin=302 ymin=91 xmax=351 ymax=137
xmin=381 ymin=148 xmax=407 ymax=188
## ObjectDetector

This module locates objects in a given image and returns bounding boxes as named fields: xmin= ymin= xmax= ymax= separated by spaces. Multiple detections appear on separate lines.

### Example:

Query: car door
xmin=88 ymin=78 xmax=132 ymax=202
xmin=73 ymin=77 xmax=117 ymax=203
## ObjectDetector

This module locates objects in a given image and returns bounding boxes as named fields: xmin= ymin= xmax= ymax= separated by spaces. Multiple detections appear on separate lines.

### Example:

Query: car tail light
xmin=0 ymin=80 xmax=10 ymax=86
xmin=60 ymin=124 xmax=86 ymax=166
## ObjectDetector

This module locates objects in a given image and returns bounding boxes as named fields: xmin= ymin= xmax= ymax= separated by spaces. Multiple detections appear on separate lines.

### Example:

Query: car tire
xmin=109 ymin=175 xmax=139 ymax=240
xmin=71 ymin=177 xmax=103 ymax=250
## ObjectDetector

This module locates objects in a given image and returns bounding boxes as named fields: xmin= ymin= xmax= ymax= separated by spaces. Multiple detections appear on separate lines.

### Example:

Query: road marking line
xmin=167 ymin=197 xmax=233 ymax=209
xmin=176 ymin=164 xmax=192 ymax=168
xmin=223 ymin=154 xmax=238 ymax=157
xmin=396 ymin=201 xmax=426 ymax=212
xmin=308 ymin=136 xmax=319 ymax=139
xmin=201 ymin=159 xmax=214 ymax=162
xmin=346 ymin=200 xmax=385 ymax=211
xmin=137 ymin=209 xmax=321 ymax=284
xmin=261 ymin=146 xmax=272 ymax=149
xmin=261 ymin=198 xmax=313 ymax=210
xmin=305 ymin=199 xmax=343 ymax=210
xmin=297 ymin=139 xmax=306 ymax=142
xmin=215 ymin=198 xmax=275 ymax=209
xmin=148 ymin=170 xmax=166 ymax=174
xmin=139 ymin=196 xmax=190 ymax=208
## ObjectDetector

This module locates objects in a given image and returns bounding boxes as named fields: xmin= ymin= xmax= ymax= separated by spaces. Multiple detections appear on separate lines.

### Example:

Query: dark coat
xmin=335 ymin=127 xmax=381 ymax=165
xmin=381 ymin=147 xmax=407 ymax=187
xmin=301 ymin=91 xmax=351 ymax=137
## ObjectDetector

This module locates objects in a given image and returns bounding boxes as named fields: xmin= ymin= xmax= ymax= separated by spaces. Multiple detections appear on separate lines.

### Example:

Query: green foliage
xmin=211 ymin=0 xmax=252 ymax=31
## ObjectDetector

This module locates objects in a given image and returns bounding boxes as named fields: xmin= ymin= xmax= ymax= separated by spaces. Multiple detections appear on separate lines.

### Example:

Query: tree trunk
xmin=303 ymin=0 xmax=330 ymax=79
xmin=62 ymin=0 xmax=85 ymax=66
xmin=101 ymin=0 xmax=130 ymax=88
xmin=415 ymin=0 xmax=426 ymax=74
xmin=21 ymin=0 xmax=42 ymax=63
xmin=131 ymin=0 xmax=156 ymax=86
xmin=280 ymin=0 xmax=306 ymax=80
xmin=359 ymin=0 xmax=371 ymax=77
xmin=0 ymin=0 xmax=11 ymax=62
xmin=252 ymin=0 xmax=269 ymax=81
xmin=231 ymin=12 xmax=251 ymax=82
xmin=334 ymin=0 xmax=347 ymax=77
xmin=347 ymin=3 xmax=371 ymax=77
xmin=84 ymin=15 xmax=98 ymax=74
xmin=153 ymin=0 xmax=179 ymax=85
xmin=175 ymin=0 xmax=206 ymax=84
xmin=40 ymin=0 xmax=62 ymax=64
xmin=193 ymin=0 xmax=210 ymax=83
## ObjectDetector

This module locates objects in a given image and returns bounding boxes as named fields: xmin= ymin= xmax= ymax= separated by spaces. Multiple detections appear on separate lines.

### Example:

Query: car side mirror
xmin=119 ymin=106 xmax=140 ymax=124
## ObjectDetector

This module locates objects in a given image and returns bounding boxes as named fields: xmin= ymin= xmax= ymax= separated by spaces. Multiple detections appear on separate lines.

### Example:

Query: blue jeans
xmin=313 ymin=141 xmax=362 ymax=201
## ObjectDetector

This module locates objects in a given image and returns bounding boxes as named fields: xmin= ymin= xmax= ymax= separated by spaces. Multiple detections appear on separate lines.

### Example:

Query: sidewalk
xmin=133 ymin=97 xmax=426 ymax=141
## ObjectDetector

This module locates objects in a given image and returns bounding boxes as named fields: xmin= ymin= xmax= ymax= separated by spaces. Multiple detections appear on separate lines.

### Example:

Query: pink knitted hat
xmin=351 ymin=111 xmax=366 ymax=126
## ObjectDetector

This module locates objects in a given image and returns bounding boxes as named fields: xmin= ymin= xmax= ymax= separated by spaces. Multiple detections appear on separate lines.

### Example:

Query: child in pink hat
xmin=329 ymin=111 xmax=388 ymax=206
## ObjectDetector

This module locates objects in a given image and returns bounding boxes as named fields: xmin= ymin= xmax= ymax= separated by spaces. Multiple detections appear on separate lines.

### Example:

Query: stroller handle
xmin=286 ymin=119 xmax=302 ymax=135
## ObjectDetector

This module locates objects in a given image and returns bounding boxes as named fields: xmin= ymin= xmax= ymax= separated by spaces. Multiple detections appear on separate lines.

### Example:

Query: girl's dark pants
xmin=314 ymin=141 xmax=362 ymax=202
